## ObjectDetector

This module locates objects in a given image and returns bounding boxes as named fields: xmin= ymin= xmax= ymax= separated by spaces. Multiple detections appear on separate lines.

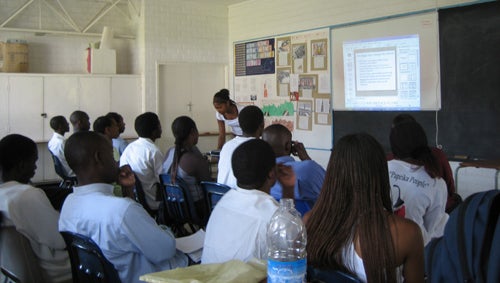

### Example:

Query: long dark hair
xmin=213 ymin=89 xmax=235 ymax=105
xmin=306 ymin=133 xmax=397 ymax=283
xmin=390 ymin=120 xmax=440 ymax=178
xmin=170 ymin=116 xmax=197 ymax=182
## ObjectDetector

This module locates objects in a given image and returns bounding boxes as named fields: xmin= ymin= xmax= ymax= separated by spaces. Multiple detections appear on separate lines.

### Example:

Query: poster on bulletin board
xmin=233 ymin=28 xmax=332 ymax=150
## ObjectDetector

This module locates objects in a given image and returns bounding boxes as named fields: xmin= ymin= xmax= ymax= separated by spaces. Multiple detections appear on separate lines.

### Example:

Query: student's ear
xmin=93 ymin=150 xmax=103 ymax=164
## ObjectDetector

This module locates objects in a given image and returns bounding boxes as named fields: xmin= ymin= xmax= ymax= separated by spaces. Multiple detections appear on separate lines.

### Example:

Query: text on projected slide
xmin=343 ymin=34 xmax=420 ymax=110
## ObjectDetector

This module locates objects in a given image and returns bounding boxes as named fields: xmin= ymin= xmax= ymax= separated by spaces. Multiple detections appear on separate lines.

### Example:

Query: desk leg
xmin=454 ymin=166 xmax=463 ymax=194
xmin=496 ymin=169 xmax=499 ymax=190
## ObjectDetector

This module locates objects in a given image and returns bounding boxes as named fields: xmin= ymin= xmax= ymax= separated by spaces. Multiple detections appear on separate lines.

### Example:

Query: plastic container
xmin=267 ymin=198 xmax=307 ymax=283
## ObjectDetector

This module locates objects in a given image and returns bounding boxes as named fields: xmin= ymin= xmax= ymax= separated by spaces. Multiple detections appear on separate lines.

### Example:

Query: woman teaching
xmin=213 ymin=89 xmax=245 ymax=149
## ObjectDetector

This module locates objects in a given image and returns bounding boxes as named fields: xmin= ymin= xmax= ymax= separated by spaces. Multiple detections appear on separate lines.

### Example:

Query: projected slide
xmin=343 ymin=35 xmax=420 ymax=109
xmin=331 ymin=12 xmax=440 ymax=111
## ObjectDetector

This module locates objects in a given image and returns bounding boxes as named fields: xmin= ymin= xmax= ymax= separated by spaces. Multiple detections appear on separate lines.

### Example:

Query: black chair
xmin=60 ymin=231 xmax=121 ymax=283
xmin=1 ymin=267 xmax=20 ymax=283
xmin=0 ymin=224 xmax=44 ymax=283
xmin=49 ymin=151 xmax=77 ymax=189
xmin=307 ymin=266 xmax=362 ymax=283
xmin=132 ymin=174 xmax=157 ymax=219
xmin=200 ymin=181 xmax=231 ymax=212
xmin=159 ymin=174 xmax=204 ymax=237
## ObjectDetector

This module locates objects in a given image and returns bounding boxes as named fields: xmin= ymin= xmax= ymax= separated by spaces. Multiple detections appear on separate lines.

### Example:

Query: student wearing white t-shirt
xmin=388 ymin=120 xmax=449 ymax=245
xmin=213 ymin=89 xmax=245 ymax=149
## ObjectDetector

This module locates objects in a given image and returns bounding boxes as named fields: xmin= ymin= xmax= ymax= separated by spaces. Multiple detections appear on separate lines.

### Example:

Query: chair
xmin=60 ymin=231 xmax=121 ymax=283
xmin=49 ymin=151 xmax=77 ymax=189
xmin=159 ymin=174 xmax=204 ymax=237
xmin=200 ymin=181 xmax=231 ymax=212
xmin=132 ymin=174 xmax=157 ymax=219
xmin=1 ymin=267 xmax=20 ymax=283
xmin=0 ymin=226 xmax=44 ymax=283
xmin=307 ymin=266 xmax=362 ymax=283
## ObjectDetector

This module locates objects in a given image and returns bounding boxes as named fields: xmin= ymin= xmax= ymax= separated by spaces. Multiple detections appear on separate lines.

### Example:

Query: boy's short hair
xmin=232 ymin=139 xmax=276 ymax=188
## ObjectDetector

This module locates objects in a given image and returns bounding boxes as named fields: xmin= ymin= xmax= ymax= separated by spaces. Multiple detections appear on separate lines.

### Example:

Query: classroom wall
xmin=141 ymin=0 xmax=231 ymax=112
xmin=0 ymin=1 xmax=140 ymax=74
xmin=227 ymin=0 xmax=498 ymax=198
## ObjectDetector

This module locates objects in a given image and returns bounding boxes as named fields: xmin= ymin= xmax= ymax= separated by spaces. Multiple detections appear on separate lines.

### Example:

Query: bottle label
xmin=267 ymin=258 xmax=307 ymax=283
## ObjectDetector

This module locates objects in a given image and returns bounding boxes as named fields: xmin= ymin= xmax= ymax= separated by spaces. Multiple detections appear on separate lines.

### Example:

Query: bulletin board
xmin=233 ymin=28 xmax=332 ymax=150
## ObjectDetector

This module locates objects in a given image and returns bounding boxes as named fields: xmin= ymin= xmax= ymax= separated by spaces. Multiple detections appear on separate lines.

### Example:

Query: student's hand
xmin=118 ymin=165 xmax=135 ymax=188
xmin=277 ymin=164 xmax=296 ymax=199
xmin=291 ymin=141 xmax=311 ymax=161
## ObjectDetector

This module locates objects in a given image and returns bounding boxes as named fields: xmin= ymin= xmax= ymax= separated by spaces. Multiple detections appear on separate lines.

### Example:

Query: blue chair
xmin=49 ymin=151 xmax=77 ymax=189
xmin=307 ymin=266 xmax=362 ymax=283
xmin=200 ymin=181 xmax=231 ymax=212
xmin=159 ymin=174 xmax=205 ymax=237
xmin=60 ymin=231 xmax=121 ymax=283
xmin=1 ymin=267 xmax=20 ymax=283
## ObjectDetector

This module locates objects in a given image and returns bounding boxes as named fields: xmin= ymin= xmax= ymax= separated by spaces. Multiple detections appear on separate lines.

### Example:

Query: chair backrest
xmin=0 ymin=226 xmax=45 ymax=283
xmin=49 ymin=151 xmax=77 ymax=189
xmin=60 ymin=231 xmax=121 ymax=283
xmin=1 ymin=267 xmax=21 ymax=283
xmin=200 ymin=181 xmax=231 ymax=212
xmin=132 ymin=174 xmax=156 ymax=218
xmin=159 ymin=174 xmax=203 ymax=236
xmin=307 ymin=266 xmax=362 ymax=283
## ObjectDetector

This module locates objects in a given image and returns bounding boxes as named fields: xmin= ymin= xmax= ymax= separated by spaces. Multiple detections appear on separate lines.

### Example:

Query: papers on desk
xmin=175 ymin=229 xmax=205 ymax=263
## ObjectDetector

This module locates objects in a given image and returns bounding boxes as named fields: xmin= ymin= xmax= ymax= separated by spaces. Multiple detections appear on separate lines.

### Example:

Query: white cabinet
xmin=0 ymin=73 xmax=143 ymax=183
xmin=1 ymin=76 xmax=44 ymax=141
xmin=111 ymin=76 xmax=142 ymax=138
xmin=43 ymin=76 xmax=79 ymax=140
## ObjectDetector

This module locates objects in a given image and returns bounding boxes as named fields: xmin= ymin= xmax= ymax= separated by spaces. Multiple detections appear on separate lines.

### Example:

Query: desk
xmin=454 ymin=159 xmax=500 ymax=191
xmin=140 ymin=259 xmax=266 ymax=283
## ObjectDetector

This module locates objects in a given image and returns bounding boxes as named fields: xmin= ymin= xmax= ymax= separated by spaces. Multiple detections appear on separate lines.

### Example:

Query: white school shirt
xmin=0 ymin=181 xmax=71 ymax=283
xmin=388 ymin=160 xmax=449 ymax=245
xmin=201 ymin=187 xmax=278 ymax=264
xmin=59 ymin=183 xmax=188 ymax=283
xmin=215 ymin=104 xmax=245 ymax=136
xmin=120 ymin=137 xmax=165 ymax=209
xmin=216 ymin=136 xmax=255 ymax=189
xmin=48 ymin=133 xmax=75 ymax=177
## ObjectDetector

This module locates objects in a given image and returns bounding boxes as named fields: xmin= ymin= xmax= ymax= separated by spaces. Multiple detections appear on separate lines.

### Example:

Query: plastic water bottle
xmin=267 ymin=199 xmax=307 ymax=283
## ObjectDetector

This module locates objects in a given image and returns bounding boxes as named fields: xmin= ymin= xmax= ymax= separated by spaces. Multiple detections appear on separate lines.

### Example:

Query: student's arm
xmin=276 ymin=164 xmax=296 ymax=199
xmin=118 ymin=165 xmax=136 ymax=198
xmin=292 ymin=141 xmax=311 ymax=161
xmin=398 ymin=219 xmax=425 ymax=283
xmin=12 ymin=188 xmax=67 ymax=250
xmin=122 ymin=203 xmax=178 ymax=263
xmin=217 ymin=120 xmax=226 ymax=149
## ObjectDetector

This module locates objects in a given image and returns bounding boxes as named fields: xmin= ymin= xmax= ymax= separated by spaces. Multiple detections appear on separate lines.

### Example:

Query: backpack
xmin=425 ymin=190 xmax=500 ymax=283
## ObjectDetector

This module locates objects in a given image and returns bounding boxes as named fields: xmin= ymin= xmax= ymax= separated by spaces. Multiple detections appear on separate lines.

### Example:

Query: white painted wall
xmin=227 ymin=0 xmax=498 ymax=198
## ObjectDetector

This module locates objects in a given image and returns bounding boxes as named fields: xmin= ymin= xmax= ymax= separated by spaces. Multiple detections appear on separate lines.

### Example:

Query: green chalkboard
xmin=333 ymin=1 xmax=500 ymax=160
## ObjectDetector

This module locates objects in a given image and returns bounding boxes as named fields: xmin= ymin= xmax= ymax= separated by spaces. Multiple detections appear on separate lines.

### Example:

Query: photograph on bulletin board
xmin=311 ymin=39 xmax=328 ymax=70
xmin=234 ymin=39 xmax=275 ymax=76
xmin=315 ymin=98 xmax=332 ymax=125
xmin=277 ymin=37 xmax=291 ymax=66
xmin=276 ymin=67 xmax=291 ymax=97
xmin=265 ymin=116 xmax=295 ymax=133
xmin=299 ymin=74 xmax=318 ymax=98
xmin=292 ymin=43 xmax=307 ymax=74
xmin=296 ymin=100 xmax=313 ymax=131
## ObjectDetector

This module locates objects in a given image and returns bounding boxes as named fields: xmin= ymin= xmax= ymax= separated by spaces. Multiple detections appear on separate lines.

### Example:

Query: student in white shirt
xmin=0 ymin=134 xmax=72 ymax=283
xmin=388 ymin=120 xmax=448 ymax=245
xmin=106 ymin=112 xmax=129 ymax=155
xmin=120 ymin=112 xmax=164 ymax=210
xmin=217 ymin=105 xmax=264 ymax=189
xmin=60 ymin=131 xmax=187 ymax=283
xmin=202 ymin=139 xmax=295 ymax=264
xmin=48 ymin=115 xmax=74 ymax=177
